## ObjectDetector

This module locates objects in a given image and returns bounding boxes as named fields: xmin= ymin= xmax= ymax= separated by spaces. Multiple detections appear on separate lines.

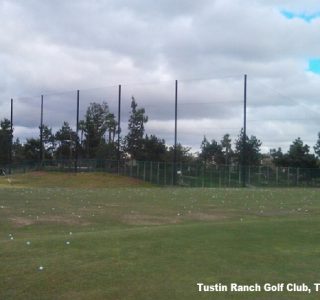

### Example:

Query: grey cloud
xmin=1 ymin=0 xmax=320 ymax=152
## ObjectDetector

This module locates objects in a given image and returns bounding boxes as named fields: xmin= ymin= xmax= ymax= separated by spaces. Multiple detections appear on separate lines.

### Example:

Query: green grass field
xmin=1 ymin=172 xmax=320 ymax=299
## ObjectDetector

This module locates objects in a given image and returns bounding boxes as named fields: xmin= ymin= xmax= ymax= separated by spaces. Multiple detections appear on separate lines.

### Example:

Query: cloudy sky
xmin=1 ymin=0 xmax=320 ymax=153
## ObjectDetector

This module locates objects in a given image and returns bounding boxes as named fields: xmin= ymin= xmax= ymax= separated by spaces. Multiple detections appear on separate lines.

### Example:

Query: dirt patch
xmin=186 ymin=212 xmax=228 ymax=221
xmin=122 ymin=213 xmax=180 ymax=225
xmin=9 ymin=215 xmax=90 ymax=227
xmin=9 ymin=217 xmax=35 ymax=227
xmin=121 ymin=211 xmax=229 ymax=225
xmin=37 ymin=215 xmax=91 ymax=226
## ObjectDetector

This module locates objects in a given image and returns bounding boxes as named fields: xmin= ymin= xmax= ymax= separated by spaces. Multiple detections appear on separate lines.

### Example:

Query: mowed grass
xmin=0 ymin=172 xmax=320 ymax=299
xmin=0 ymin=171 xmax=153 ymax=189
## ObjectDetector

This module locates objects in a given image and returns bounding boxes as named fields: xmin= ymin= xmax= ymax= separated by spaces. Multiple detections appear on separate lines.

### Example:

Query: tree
xmin=275 ymin=138 xmax=317 ymax=168
xmin=199 ymin=136 xmax=210 ymax=165
xmin=234 ymin=128 xmax=262 ymax=165
xmin=95 ymin=142 xmax=118 ymax=160
xmin=24 ymin=125 xmax=54 ymax=161
xmin=81 ymin=102 xmax=117 ymax=158
xmin=140 ymin=135 xmax=167 ymax=161
xmin=23 ymin=138 xmax=41 ymax=161
xmin=220 ymin=134 xmax=233 ymax=165
xmin=199 ymin=136 xmax=224 ymax=165
xmin=270 ymin=147 xmax=284 ymax=166
xmin=12 ymin=138 xmax=24 ymax=163
xmin=0 ymin=119 xmax=12 ymax=164
xmin=55 ymin=122 xmax=78 ymax=160
xmin=314 ymin=132 xmax=320 ymax=158
xmin=124 ymin=97 xmax=148 ymax=159
xmin=41 ymin=125 xmax=55 ymax=159
xmin=166 ymin=143 xmax=193 ymax=163
xmin=106 ymin=113 xmax=117 ymax=144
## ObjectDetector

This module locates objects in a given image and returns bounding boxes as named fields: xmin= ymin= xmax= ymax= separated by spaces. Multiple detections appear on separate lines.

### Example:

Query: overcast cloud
xmin=0 ymin=0 xmax=320 ymax=153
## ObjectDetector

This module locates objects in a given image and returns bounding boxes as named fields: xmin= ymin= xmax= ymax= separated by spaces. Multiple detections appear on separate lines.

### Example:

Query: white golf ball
xmin=39 ymin=266 xmax=44 ymax=271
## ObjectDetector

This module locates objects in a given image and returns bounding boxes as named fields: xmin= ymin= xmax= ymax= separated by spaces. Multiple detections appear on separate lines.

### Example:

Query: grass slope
xmin=0 ymin=171 xmax=153 ymax=189
xmin=0 ymin=172 xmax=320 ymax=299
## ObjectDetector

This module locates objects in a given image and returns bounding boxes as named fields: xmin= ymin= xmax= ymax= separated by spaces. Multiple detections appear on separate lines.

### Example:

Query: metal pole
xmin=75 ymin=90 xmax=80 ymax=172
xmin=173 ymin=79 xmax=178 ymax=185
xmin=117 ymin=84 xmax=121 ymax=162
xmin=9 ymin=99 xmax=13 ymax=174
xmin=202 ymin=166 xmax=204 ymax=187
xmin=40 ymin=95 xmax=44 ymax=164
xmin=259 ymin=166 xmax=261 ymax=184
xmin=242 ymin=74 xmax=247 ymax=187
xmin=137 ymin=161 xmax=140 ymax=178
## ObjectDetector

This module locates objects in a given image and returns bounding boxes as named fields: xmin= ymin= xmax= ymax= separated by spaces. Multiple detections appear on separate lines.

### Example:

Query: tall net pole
xmin=173 ymin=80 xmax=178 ymax=185
xmin=117 ymin=84 xmax=121 ymax=162
xmin=242 ymin=74 xmax=247 ymax=187
xmin=9 ymin=98 xmax=13 ymax=174
xmin=75 ymin=90 xmax=80 ymax=173
xmin=40 ymin=95 xmax=44 ymax=164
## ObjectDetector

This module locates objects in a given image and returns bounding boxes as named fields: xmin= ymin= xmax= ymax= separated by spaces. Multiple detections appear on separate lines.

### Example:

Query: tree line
xmin=1 ymin=97 xmax=320 ymax=169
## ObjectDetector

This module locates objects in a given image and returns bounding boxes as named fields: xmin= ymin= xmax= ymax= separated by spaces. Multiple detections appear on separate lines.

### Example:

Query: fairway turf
xmin=0 ymin=172 xmax=320 ymax=299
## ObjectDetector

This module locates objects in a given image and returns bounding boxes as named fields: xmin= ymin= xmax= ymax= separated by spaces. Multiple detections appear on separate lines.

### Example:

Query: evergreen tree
xmin=55 ymin=122 xmax=77 ymax=159
xmin=124 ymin=97 xmax=148 ymax=159
xmin=270 ymin=147 xmax=284 ymax=166
xmin=199 ymin=136 xmax=224 ymax=165
xmin=41 ymin=125 xmax=55 ymax=159
xmin=81 ymin=102 xmax=117 ymax=158
xmin=23 ymin=138 xmax=41 ymax=161
xmin=282 ymin=138 xmax=317 ymax=168
xmin=314 ymin=132 xmax=320 ymax=158
xmin=0 ymin=119 xmax=12 ymax=164
xmin=12 ymin=138 xmax=24 ymax=163
xmin=140 ymin=135 xmax=167 ymax=161
xmin=234 ymin=128 xmax=262 ymax=165
xmin=25 ymin=125 xmax=54 ymax=161
xmin=220 ymin=133 xmax=233 ymax=165
xmin=166 ymin=143 xmax=193 ymax=163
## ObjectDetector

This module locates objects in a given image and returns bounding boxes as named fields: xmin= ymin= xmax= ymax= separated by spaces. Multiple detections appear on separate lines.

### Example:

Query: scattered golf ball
xmin=69 ymin=232 xmax=73 ymax=235
xmin=66 ymin=241 xmax=70 ymax=245
xmin=26 ymin=241 xmax=31 ymax=245
xmin=39 ymin=266 xmax=44 ymax=271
